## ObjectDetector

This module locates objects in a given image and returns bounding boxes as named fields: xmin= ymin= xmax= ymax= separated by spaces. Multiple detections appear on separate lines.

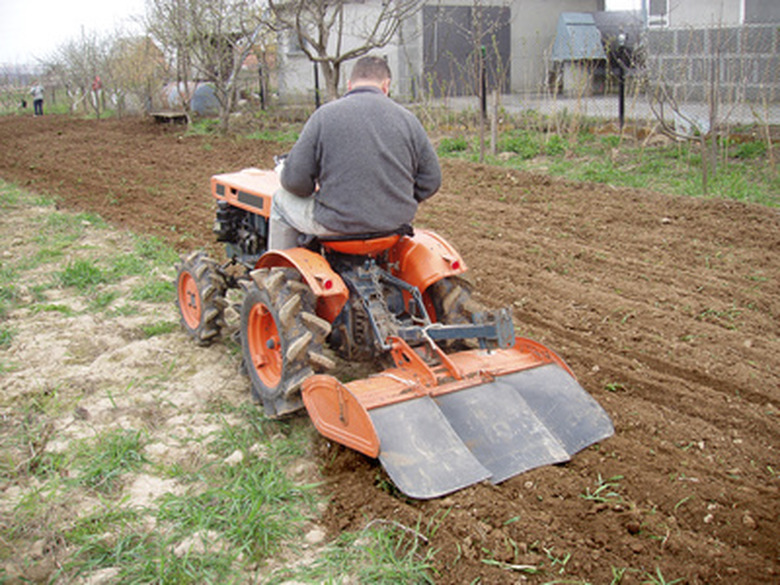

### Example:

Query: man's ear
xmin=381 ymin=78 xmax=391 ymax=95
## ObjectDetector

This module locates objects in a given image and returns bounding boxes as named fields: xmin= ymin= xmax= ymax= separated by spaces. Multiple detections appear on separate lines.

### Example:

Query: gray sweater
xmin=280 ymin=86 xmax=441 ymax=234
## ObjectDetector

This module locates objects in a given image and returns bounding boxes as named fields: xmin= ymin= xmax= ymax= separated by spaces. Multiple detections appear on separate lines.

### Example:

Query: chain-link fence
xmin=426 ymin=22 xmax=780 ymax=131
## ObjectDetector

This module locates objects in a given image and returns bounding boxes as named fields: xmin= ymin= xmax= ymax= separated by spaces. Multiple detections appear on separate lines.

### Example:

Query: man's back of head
xmin=349 ymin=56 xmax=391 ymax=86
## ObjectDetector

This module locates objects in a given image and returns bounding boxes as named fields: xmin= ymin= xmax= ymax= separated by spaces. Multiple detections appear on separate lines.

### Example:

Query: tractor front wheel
xmin=176 ymin=251 xmax=227 ymax=346
xmin=240 ymin=267 xmax=333 ymax=417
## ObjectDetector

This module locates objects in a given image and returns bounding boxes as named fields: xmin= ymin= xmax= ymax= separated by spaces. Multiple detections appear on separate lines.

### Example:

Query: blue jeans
xmin=33 ymin=99 xmax=43 ymax=116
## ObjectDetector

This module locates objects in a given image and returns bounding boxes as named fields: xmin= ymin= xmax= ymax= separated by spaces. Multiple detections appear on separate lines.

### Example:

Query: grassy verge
xmin=434 ymin=119 xmax=778 ymax=207
xmin=0 ymin=179 xmax=436 ymax=583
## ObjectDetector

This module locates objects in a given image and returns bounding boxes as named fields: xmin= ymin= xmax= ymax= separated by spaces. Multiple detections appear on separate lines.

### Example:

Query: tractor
xmin=176 ymin=167 xmax=613 ymax=499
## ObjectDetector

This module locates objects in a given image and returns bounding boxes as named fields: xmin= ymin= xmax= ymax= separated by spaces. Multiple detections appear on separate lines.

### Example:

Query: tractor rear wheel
xmin=427 ymin=276 xmax=481 ymax=325
xmin=240 ymin=267 xmax=334 ymax=417
xmin=426 ymin=276 xmax=488 ymax=349
xmin=176 ymin=251 xmax=227 ymax=346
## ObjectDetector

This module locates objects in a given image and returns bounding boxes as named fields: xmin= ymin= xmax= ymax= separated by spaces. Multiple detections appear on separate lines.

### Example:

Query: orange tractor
xmin=176 ymin=167 xmax=613 ymax=499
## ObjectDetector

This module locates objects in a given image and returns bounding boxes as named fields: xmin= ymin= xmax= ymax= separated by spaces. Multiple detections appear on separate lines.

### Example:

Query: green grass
xmin=56 ymin=259 xmax=108 ymax=291
xmin=0 ymin=180 xmax=23 ymax=208
xmin=72 ymin=428 xmax=148 ymax=493
xmin=439 ymin=128 xmax=778 ymax=207
xmin=65 ymin=505 xmax=237 ymax=584
xmin=580 ymin=474 xmax=625 ymax=504
xmin=268 ymin=523 xmax=436 ymax=584
xmin=140 ymin=320 xmax=179 ymax=337
xmin=0 ymin=325 xmax=15 ymax=347
xmin=243 ymin=128 xmax=300 ymax=143
xmin=130 ymin=279 xmax=175 ymax=303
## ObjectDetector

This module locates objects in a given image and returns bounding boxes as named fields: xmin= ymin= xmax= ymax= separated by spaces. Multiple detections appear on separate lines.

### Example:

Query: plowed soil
xmin=1 ymin=115 xmax=778 ymax=584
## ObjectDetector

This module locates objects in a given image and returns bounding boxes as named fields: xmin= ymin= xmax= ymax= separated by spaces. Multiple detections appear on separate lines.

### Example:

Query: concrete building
xmin=274 ymin=0 xmax=779 ymax=105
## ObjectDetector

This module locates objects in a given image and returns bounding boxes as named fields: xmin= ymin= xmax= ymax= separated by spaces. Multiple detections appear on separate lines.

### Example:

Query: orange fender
xmin=257 ymin=248 xmax=348 ymax=323
xmin=388 ymin=229 xmax=468 ymax=293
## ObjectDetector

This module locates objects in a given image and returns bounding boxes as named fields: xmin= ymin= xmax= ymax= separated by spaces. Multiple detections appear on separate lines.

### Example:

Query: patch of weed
xmin=73 ymin=428 xmax=148 ymax=493
xmin=438 ymin=135 xmax=470 ymax=154
xmin=0 ymin=325 xmax=15 ymax=347
xmin=67 ymin=517 xmax=236 ymax=584
xmin=130 ymin=279 xmax=175 ymax=303
xmin=156 ymin=460 xmax=309 ymax=563
xmin=134 ymin=235 xmax=179 ymax=266
xmin=732 ymin=140 xmax=766 ymax=159
xmin=244 ymin=128 xmax=300 ymax=143
xmin=580 ymin=474 xmax=625 ymax=504
xmin=140 ymin=320 xmax=178 ymax=338
xmin=0 ymin=180 xmax=22 ymax=208
xmin=88 ymin=291 xmax=119 ymax=312
xmin=501 ymin=131 xmax=541 ymax=159
xmin=56 ymin=259 xmax=107 ymax=291
xmin=30 ymin=303 xmax=75 ymax=316
xmin=269 ymin=522 xmax=435 ymax=584
xmin=109 ymin=253 xmax=148 ymax=277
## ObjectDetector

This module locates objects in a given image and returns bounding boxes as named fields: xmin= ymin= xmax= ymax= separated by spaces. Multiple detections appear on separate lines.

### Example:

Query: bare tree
xmin=106 ymin=36 xmax=167 ymax=116
xmin=422 ymin=1 xmax=511 ymax=161
xmin=46 ymin=29 xmax=113 ymax=117
xmin=146 ymin=0 xmax=265 ymax=132
xmin=267 ymin=0 xmax=424 ymax=101
xmin=645 ymin=23 xmax=772 ymax=194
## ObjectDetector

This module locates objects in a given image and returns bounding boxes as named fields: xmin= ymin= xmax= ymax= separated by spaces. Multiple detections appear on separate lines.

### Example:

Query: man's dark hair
xmin=350 ymin=56 xmax=391 ymax=83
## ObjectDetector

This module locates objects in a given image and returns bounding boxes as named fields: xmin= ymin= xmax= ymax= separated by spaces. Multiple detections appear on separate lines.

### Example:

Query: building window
xmin=744 ymin=0 xmax=780 ymax=24
xmin=648 ymin=0 xmax=669 ymax=27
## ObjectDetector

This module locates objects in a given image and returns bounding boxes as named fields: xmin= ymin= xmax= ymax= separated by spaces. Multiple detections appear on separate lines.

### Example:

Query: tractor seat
xmin=321 ymin=234 xmax=401 ymax=255
xmin=318 ymin=225 xmax=413 ymax=256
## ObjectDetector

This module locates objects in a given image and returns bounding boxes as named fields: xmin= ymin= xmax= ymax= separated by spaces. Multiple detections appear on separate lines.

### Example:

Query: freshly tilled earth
xmin=1 ymin=115 xmax=778 ymax=584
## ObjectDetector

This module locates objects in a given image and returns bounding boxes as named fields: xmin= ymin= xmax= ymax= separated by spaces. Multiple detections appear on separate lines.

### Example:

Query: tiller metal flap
xmin=302 ymin=337 xmax=614 ymax=499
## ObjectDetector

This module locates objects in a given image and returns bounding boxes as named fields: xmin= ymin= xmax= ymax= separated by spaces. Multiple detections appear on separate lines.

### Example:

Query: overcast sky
xmin=0 ymin=0 xmax=146 ymax=65
xmin=0 ymin=0 xmax=642 ymax=66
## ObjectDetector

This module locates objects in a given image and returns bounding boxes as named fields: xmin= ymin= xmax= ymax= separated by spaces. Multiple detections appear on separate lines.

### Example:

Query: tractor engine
xmin=213 ymin=200 xmax=268 ymax=263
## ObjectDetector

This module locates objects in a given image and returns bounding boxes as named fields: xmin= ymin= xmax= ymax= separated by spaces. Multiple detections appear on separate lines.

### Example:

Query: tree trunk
xmin=321 ymin=62 xmax=339 ymax=102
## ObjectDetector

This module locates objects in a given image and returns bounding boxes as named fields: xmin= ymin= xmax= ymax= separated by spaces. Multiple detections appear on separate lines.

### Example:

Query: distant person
xmin=269 ymin=55 xmax=441 ymax=250
xmin=29 ymin=82 xmax=44 ymax=116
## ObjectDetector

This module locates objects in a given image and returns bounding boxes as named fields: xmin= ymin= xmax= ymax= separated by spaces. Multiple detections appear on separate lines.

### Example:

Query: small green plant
xmin=642 ymin=566 xmax=683 ymax=585
xmin=156 ymin=460 xmax=309 ymax=563
xmin=604 ymin=382 xmax=626 ymax=392
xmin=580 ymin=474 xmax=625 ymax=504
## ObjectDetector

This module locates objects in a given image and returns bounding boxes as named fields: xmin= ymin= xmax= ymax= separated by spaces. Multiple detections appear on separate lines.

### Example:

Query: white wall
xmin=665 ymin=0 xmax=741 ymax=28
xmin=277 ymin=0 xmax=607 ymax=101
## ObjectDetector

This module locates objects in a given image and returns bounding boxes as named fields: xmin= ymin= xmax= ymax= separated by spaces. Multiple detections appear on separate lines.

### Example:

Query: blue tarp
xmin=162 ymin=82 xmax=219 ymax=116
